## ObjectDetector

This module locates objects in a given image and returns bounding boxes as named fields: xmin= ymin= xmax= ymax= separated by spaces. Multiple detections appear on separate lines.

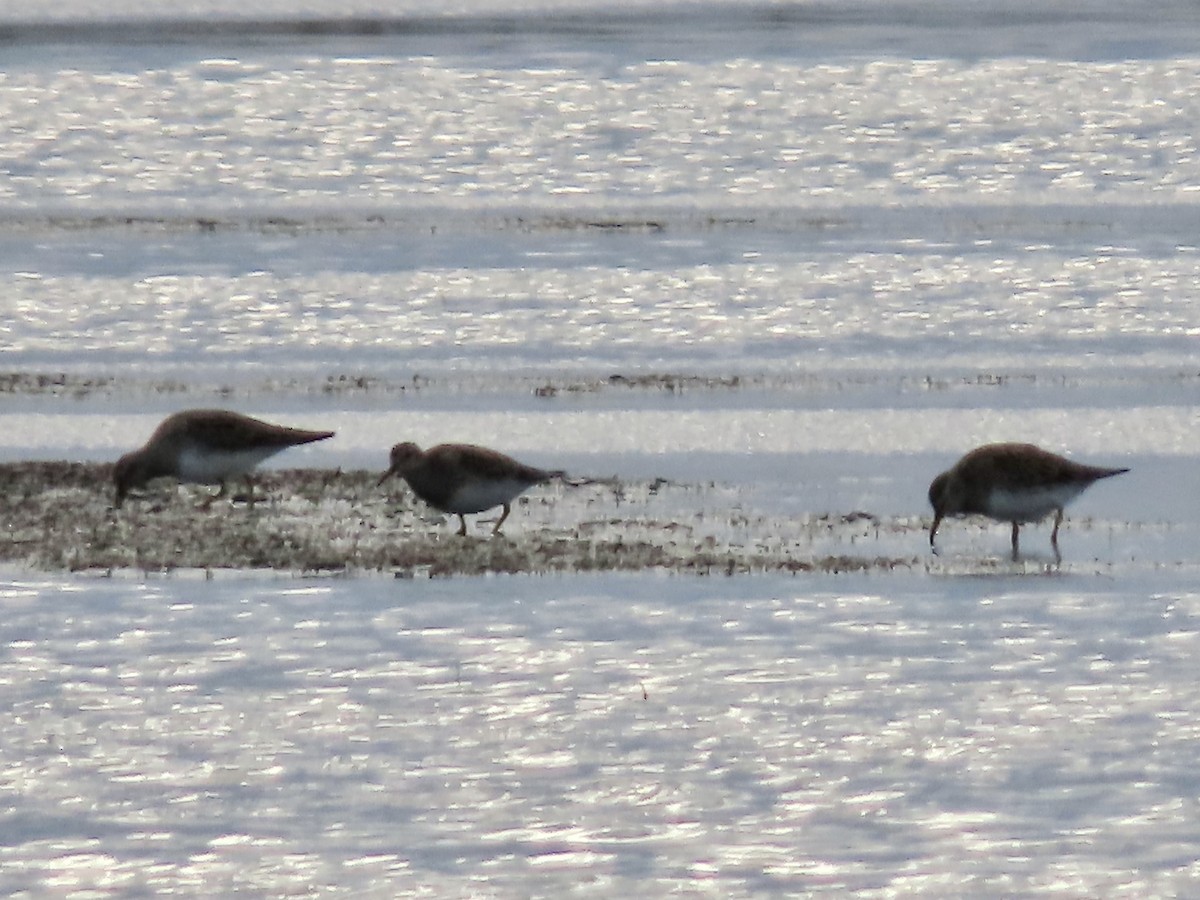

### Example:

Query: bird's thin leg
xmin=200 ymin=482 xmax=225 ymax=511
xmin=244 ymin=475 xmax=258 ymax=508
xmin=1051 ymin=508 xmax=1064 ymax=563
xmin=1010 ymin=521 xmax=1020 ymax=561
xmin=492 ymin=503 xmax=511 ymax=535
xmin=456 ymin=514 xmax=468 ymax=537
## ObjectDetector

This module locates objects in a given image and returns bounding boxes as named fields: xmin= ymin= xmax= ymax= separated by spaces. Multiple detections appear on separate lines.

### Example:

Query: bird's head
xmin=927 ymin=469 xmax=956 ymax=549
xmin=113 ymin=448 xmax=170 ymax=509
xmin=377 ymin=442 xmax=424 ymax=487
xmin=927 ymin=470 xmax=950 ymax=518
xmin=112 ymin=451 xmax=147 ymax=509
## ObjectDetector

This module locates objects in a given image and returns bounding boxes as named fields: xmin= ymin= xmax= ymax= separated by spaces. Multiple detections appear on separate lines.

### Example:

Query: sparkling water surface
xmin=4 ymin=572 xmax=1200 ymax=896
xmin=1 ymin=0 xmax=1199 ymax=894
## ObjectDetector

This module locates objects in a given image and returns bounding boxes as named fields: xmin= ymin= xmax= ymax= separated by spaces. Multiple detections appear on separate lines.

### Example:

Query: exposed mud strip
xmin=0 ymin=462 xmax=928 ymax=576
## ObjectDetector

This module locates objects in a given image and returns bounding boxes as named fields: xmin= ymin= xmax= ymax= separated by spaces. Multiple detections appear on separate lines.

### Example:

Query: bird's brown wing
xmin=434 ymin=444 xmax=554 ymax=485
xmin=964 ymin=443 xmax=1124 ymax=490
xmin=162 ymin=409 xmax=334 ymax=451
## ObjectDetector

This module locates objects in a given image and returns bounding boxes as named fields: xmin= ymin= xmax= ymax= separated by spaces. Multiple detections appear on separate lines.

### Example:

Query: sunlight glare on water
xmin=8 ymin=572 xmax=1189 ymax=895
xmin=2 ymin=57 xmax=1199 ymax=207
xmin=2 ymin=0 xmax=1200 ymax=894
xmin=3 ymin=247 xmax=1198 ymax=374
xmin=2 ymin=541 xmax=1200 ymax=895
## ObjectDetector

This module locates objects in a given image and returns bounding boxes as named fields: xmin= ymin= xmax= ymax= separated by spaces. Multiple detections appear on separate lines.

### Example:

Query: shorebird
xmin=377 ymin=441 xmax=572 ymax=536
xmin=113 ymin=409 xmax=334 ymax=508
xmin=928 ymin=442 xmax=1128 ymax=561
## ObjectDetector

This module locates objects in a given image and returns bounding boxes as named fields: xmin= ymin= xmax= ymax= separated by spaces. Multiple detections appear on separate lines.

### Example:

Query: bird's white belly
xmin=987 ymin=483 xmax=1085 ymax=522
xmin=446 ymin=478 xmax=531 ymax=514
xmin=177 ymin=446 xmax=278 ymax=483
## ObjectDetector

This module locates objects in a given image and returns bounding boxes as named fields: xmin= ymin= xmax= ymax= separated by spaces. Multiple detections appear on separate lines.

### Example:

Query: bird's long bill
xmin=929 ymin=512 xmax=943 ymax=549
xmin=376 ymin=466 xmax=398 ymax=488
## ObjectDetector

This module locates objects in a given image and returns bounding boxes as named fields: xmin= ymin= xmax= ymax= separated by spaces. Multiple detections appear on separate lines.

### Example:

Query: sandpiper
xmin=377 ymin=442 xmax=570 ymax=536
xmin=113 ymin=409 xmax=335 ymax=508
xmin=928 ymin=442 xmax=1128 ymax=561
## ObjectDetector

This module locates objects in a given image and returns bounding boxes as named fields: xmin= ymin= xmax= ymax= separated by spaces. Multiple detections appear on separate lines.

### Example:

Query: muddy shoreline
xmin=1 ymin=461 xmax=921 ymax=576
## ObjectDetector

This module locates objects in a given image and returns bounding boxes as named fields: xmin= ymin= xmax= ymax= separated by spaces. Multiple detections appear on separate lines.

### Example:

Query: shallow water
xmin=3 ymin=572 xmax=1200 ymax=895
xmin=1 ymin=0 xmax=1199 ymax=893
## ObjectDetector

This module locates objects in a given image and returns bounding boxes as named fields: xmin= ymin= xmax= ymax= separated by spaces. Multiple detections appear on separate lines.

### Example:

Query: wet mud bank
xmin=0 ymin=462 xmax=922 ymax=576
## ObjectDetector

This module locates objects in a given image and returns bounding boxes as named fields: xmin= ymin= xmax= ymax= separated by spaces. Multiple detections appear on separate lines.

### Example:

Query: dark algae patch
xmin=0 ymin=461 xmax=925 ymax=576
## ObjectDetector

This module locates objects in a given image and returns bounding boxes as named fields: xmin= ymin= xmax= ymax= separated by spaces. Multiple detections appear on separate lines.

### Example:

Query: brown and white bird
xmin=928 ymin=442 xmax=1128 ymax=560
xmin=377 ymin=442 xmax=570 ymax=536
xmin=113 ymin=409 xmax=334 ymax=508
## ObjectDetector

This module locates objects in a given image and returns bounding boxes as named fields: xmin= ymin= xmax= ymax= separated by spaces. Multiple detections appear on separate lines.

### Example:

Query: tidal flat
xmin=1 ymin=2 xmax=1199 ymax=893
xmin=1 ymin=461 xmax=925 ymax=576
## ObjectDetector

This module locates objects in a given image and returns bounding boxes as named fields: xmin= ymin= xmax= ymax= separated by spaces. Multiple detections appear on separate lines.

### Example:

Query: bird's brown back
xmin=955 ymin=443 xmax=1127 ymax=492
xmin=154 ymin=409 xmax=335 ymax=452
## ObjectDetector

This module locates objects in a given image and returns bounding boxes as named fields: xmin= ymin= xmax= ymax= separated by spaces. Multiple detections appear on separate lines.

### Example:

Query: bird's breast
xmin=985 ymin=482 xmax=1087 ymax=523
xmin=176 ymin=445 xmax=281 ymax=483
xmin=443 ymin=477 xmax=535 ymax=514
